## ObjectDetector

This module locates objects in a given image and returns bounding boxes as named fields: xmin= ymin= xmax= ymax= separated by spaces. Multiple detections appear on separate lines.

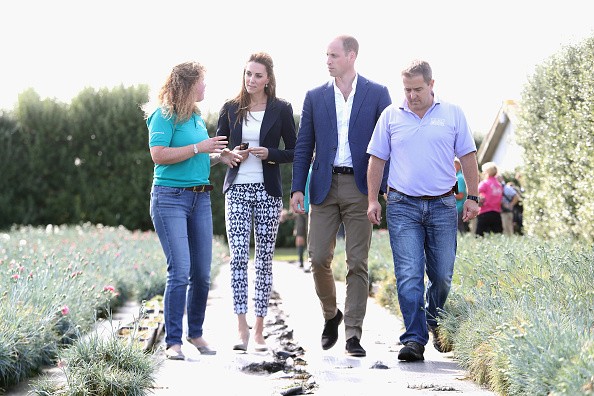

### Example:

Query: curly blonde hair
xmin=158 ymin=61 xmax=206 ymax=123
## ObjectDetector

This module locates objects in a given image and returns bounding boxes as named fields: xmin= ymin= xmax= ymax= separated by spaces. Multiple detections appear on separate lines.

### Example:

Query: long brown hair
xmin=231 ymin=52 xmax=276 ymax=128
xmin=158 ymin=61 xmax=206 ymax=123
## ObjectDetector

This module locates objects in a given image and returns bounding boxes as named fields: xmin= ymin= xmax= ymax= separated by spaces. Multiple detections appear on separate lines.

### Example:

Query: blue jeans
xmin=386 ymin=190 xmax=457 ymax=346
xmin=150 ymin=185 xmax=213 ymax=347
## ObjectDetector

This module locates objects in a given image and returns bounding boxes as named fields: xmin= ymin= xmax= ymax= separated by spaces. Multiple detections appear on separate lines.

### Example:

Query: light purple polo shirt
xmin=367 ymin=96 xmax=476 ymax=197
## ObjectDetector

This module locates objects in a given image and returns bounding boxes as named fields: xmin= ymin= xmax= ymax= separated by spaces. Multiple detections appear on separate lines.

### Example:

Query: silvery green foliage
xmin=441 ymin=235 xmax=594 ymax=395
xmin=516 ymin=35 xmax=594 ymax=242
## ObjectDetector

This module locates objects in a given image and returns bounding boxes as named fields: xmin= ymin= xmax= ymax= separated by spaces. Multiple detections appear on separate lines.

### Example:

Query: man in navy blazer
xmin=290 ymin=35 xmax=391 ymax=357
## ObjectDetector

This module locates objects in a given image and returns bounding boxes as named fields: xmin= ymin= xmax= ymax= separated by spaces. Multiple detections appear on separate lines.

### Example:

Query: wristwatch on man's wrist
xmin=466 ymin=195 xmax=480 ymax=203
xmin=192 ymin=144 xmax=199 ymax=154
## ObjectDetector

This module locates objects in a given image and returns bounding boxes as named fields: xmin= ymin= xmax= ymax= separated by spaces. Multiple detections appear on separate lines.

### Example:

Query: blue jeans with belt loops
xmin=150 ymin=185 xmax=213 ymax=347
xmin=386 ymin=190 xmax=457 ymax=346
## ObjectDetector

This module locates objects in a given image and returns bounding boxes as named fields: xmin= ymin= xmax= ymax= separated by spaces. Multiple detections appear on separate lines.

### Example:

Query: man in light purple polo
xmin=366 ymin=59 xmax=480 ymax=362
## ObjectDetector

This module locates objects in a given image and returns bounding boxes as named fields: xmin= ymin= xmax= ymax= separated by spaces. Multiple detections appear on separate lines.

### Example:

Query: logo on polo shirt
xmin=430 ymin=118 xmax=446 ymax=126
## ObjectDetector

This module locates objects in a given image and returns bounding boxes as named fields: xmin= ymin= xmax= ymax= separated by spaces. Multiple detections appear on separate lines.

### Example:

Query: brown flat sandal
xmin=186 ymin=337 xmax=217 ymax=355
xmin=164 ymin=347 xmax=185 ymax=360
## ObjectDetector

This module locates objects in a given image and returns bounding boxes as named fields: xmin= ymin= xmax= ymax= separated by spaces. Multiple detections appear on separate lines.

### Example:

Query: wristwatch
xmin=466 ymin=195 xmax=480 ymax=203
xmin=192 ymin=144 xmax=198 ymax=154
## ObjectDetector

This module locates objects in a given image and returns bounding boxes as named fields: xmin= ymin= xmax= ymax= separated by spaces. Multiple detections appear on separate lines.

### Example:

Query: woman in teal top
xmin=454 ymin=158 xmax=469 ymax=233
xmin=146 ymin=61 xmax=241 ymax=360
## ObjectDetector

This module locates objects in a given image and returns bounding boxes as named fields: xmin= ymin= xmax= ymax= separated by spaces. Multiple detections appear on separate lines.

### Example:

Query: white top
xmin=234 ymin=111 xmax=265 ymax=185
xmin=333 ymin=74 xmax=358 ymax=167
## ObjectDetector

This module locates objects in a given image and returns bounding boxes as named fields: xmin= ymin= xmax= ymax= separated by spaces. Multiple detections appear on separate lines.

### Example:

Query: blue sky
xmin=2 ymin=0 xmax=593 ymax=134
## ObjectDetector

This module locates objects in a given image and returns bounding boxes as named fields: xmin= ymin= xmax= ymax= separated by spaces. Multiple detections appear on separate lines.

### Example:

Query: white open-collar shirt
xmin=333 ymin=74 xmax=358 ymax=167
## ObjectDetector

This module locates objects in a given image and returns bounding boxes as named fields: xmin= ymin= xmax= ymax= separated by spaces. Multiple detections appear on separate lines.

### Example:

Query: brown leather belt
xmin=388 ymin=187 xmax=454 ymax=200
xmin=184 ymin=185 xmax=214 ymax=193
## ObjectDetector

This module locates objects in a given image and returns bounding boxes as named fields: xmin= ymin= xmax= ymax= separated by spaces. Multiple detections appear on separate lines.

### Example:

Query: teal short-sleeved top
xmin=147 ymin=108 xmax=211 ymax=187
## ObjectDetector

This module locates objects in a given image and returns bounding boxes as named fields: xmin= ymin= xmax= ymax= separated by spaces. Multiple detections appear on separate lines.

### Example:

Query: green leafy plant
xmin=31 ymin=328 xmax=159 ymax=396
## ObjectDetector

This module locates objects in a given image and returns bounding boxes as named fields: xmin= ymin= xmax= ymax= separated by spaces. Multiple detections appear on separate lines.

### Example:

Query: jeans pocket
xmin=154 ymin=186 xmax=183 ymax=196
xmin=152 ymin=186 xmax=184 ymax=213
xmin=387 ymin=191 xmax=405 ymax=205
xmin=440 ymin=194 xmax=457 ymax=208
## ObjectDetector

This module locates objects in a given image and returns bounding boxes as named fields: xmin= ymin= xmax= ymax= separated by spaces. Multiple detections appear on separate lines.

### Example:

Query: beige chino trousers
xmin=308 ymin=173 xmax=371 ymax=341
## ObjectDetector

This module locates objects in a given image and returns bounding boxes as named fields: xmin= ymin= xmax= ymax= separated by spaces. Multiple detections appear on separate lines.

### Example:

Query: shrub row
xmin=517 ymin=35 xmax=594 ymax=242
xmin=0 ymin=90 xmax=302 ymax=245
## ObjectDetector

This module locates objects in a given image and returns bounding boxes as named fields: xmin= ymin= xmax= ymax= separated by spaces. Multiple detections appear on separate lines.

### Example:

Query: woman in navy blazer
xmin=216 ymin=52 xmax=296 ymax=352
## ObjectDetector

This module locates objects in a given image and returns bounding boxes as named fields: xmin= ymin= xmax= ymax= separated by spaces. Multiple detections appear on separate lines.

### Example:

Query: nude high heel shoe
xmin=254 ymin=339 xmax=268 ymax=352
xmin=233 ymin=332 xmax=250 ymax=351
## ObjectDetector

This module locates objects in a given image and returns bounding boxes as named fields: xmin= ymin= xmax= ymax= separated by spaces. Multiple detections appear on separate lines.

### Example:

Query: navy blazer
xmin=216 ymin=97 xmax=296 ymax=197
xmin=291 ymin=75 xmax=391 ymax=205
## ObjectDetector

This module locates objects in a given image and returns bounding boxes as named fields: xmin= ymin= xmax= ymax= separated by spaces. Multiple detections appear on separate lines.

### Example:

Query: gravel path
xmin=149 ymin=261 xmax=496 ymax=396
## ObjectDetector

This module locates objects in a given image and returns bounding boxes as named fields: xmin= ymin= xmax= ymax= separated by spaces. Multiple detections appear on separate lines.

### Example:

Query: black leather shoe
xmin=345 ymin=336 xmax=366 ymax=357
xmin=398 ymin=341 xmax=425 ymax=361
xmin=321 ymin=309 xmax=343 ymax=350
xmin=429 ymin=325 xmax=451 ymax=353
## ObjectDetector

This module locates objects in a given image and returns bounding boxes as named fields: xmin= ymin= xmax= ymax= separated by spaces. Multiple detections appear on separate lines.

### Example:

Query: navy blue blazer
xmin=216 ymin=97 xmax=296 ymax=197
xmin=291 ymin=75 xmax=391 ymax=205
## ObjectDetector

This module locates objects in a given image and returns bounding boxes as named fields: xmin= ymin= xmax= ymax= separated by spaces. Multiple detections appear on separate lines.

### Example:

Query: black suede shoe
xmin=429 ymin=325 xmax=451 ymax=353
xmin=398 ymin=341 xmax=425 ymax=361
xmin=345 ymin=336 xmax=366 ymax=357
xmin=321 ymin=309 xmax=343 ymax=350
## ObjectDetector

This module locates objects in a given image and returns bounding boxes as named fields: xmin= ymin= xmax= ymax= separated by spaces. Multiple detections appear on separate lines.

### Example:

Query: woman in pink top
xmin=475 ymin=162 xmax=503 ymax=236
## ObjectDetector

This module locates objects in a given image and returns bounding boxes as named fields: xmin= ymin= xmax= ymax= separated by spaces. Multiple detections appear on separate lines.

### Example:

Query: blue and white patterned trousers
xmin=225 ymin=183 xmax=282 ymax=317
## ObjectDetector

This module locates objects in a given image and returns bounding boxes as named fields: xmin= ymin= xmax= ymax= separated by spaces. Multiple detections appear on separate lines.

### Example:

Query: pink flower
xmin=103 ymin=285 xmax=116 ymax=293
xmin=11 ymin=274 xmax=19 ymax=280
xmin=61 ymin=305 xmax=70 ymax=315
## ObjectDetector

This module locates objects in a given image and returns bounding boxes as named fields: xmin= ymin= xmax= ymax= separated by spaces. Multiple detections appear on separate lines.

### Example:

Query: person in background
xmin=454 ymin=158 xmax=469 ymax=233
xmin=475 ymin=162 xmax=503 ymax=236
xmin=497 ymin=174 xmax=520 ymax=236
xmin=294 ymin=214 xmax=308 ymax=268
xmin=294 ymin=167 xmax=311 ymax=270
xmin=146 ymin=61 xmax=242 ymax=361
xmin=217 ymin=52 xmax=296 ymax=353
xmin=367 ymin=59 xmax=480 ymax=362
xmin=512 ymin=172 xmax=525 ymax=234
xmin=291 ymin=34 xmax=392 ymax=357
